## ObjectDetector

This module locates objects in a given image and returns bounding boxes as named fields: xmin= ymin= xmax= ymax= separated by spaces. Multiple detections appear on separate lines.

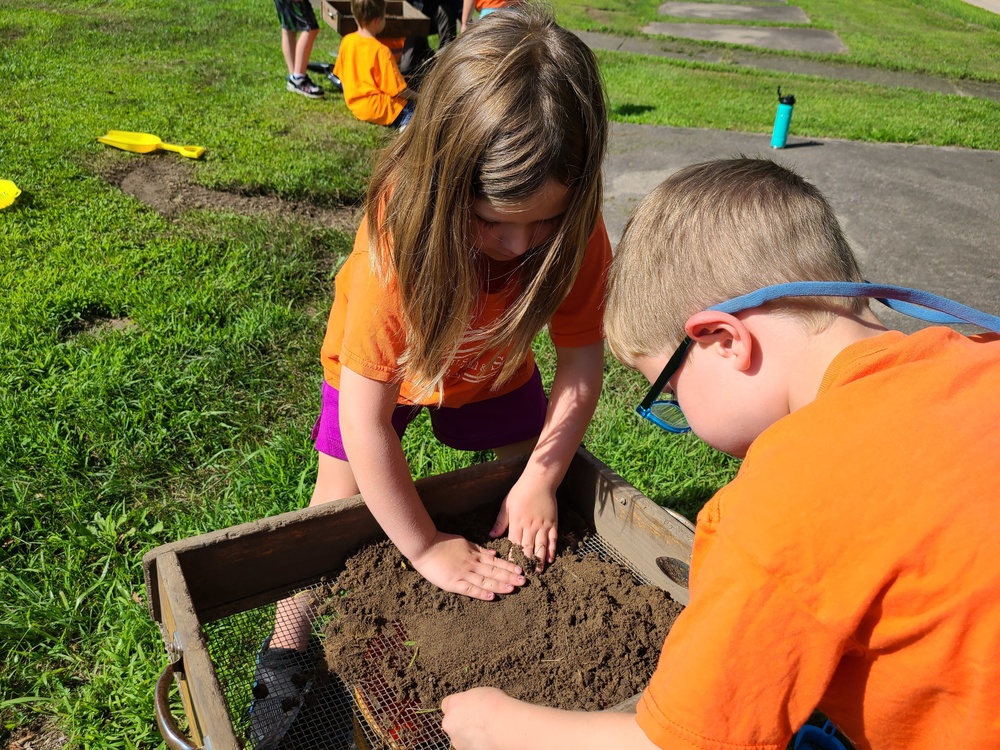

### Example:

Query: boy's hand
xmin=443 ymin=686 xmax=662 ymax=750
xmin=490 ymin=483 xmax=558 ymax=572
xmin=441 ymin=687 xmax=516 ymax=750
xmin=409 ymin=531 xmax=526 ymax=601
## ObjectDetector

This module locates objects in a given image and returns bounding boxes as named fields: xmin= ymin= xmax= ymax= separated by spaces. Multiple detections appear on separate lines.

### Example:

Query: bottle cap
xmin=777 ymin=86 xmax=796 ymax=105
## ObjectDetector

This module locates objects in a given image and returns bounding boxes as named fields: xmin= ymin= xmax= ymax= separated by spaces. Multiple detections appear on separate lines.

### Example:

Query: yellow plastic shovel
xmin=0 ymin=179 xmax=21 ymax=210
xmin=97 ymin=130 xmax=205 ymax=159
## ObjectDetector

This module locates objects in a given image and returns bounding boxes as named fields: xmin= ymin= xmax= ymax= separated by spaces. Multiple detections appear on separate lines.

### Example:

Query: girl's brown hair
xmin=366 ymin=4 xmax=607 ymax=398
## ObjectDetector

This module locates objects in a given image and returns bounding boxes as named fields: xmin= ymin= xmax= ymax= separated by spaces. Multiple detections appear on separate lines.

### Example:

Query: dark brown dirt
xmin=2 ymin=717 xmax=68 ymax=750
xmin=94 ymin=154 xmax=360 ymax=230
xmin=319 ymin=504 xmax=682 ymax=712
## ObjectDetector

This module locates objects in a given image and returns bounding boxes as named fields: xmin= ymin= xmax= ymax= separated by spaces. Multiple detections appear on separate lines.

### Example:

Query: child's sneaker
xmin=248 ymin=635 xmax=315 ymax=747
xmin=286 ymin=74 xmax=324 ymax=99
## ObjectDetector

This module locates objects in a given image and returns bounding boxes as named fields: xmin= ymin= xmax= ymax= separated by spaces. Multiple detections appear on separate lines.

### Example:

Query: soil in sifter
xmin=319 ymin=502 xmax=683 ymax=711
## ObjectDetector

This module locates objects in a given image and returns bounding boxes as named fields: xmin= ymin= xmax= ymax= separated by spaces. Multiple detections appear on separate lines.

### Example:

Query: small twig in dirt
xmin=540 ymin=658 xmax=564 ymax=662
xmin=412 ymin=707 xmax=441 ymax=714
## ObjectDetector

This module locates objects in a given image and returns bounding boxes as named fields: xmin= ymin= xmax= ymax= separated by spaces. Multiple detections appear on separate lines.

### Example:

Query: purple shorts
xmin=311 ymin=367 xmax=547 ymax=460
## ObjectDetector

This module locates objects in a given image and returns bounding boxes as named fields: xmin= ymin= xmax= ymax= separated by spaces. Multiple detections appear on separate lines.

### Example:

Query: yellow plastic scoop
xmin=97 ymin=130 xmax=205 ymax=159
xmin=0 ymin=180 xmax=21 ymax=209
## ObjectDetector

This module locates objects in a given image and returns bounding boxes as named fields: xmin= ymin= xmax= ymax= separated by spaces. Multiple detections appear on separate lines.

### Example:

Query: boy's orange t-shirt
xmin=637 ymin=327 xmax=1000 ymax=750
xmin=319 ymin=215 xmax=611 ymax=407
xmin=333 ymin=33 xmax=408 ymax=126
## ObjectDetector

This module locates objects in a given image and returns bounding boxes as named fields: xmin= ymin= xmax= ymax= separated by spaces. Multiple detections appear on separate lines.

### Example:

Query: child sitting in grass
xmin=440 ymin=157 xmax=1000 ymax=750
xmin=334 ymin=0 xmax=418 ymax=129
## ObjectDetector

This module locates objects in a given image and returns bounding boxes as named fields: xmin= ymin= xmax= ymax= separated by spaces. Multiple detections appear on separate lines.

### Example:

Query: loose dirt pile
xmin=320 ymin=503 xmax=682 ymax=711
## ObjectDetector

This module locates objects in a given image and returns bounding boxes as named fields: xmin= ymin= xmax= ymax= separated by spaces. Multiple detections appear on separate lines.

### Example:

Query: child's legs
xmin=280 ymin=29 xmax=297 ymax=74
xmin=309 ymin=451 xmax=359 ymax=506
xmin=271 ymin=381 xmax=419 ymax=651
xmin=287 ymin=0 xmax=320 ymax=74
xmin=292 ymin=28 xmax=319 ymax=76
xmin=275 ymin=0 xmax=298 ymax=73
xmin=275 ymin=0 xmax=319 ymax=75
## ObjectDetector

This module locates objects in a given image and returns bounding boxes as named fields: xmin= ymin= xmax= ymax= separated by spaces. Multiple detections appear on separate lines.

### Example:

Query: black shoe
xmin=248 ymin=635 xmax=315 ymax=748
xmin=326 ymin=72 xmax=343 ymax=92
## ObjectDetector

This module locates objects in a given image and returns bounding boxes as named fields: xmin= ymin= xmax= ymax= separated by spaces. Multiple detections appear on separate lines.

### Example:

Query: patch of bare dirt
xmin=3 ymin=718 xmax=68 ymax=750
xmin=585 ymin=7 xmax=626 ymax=24
xmin=72 ymin=316 xmax=136 ymax=337
xmin=98 ymin=156 xmax=360 ymax=232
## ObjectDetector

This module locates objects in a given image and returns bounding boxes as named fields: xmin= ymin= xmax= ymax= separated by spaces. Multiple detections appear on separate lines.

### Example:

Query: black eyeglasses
xmin=636 ymin=336 xmax=692 ymax=433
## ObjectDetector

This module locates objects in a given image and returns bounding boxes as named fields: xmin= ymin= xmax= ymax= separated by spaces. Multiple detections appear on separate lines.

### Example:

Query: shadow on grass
xmin=614 ymin=104 xmax=657 ymax=117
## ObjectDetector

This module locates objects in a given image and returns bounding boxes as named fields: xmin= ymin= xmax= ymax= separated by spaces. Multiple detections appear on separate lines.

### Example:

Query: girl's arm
xmin=490 ymin=340 xmax=605 ymax=567
xmin=339 ymin=366 xmax=526 ymax=600
xmin=441 ymin=687 xmax=661 ymax=750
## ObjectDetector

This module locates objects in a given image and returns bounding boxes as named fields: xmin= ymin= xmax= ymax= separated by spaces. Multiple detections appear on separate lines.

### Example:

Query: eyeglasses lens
xmin=650 ymin=400 xmax=689 ymax=431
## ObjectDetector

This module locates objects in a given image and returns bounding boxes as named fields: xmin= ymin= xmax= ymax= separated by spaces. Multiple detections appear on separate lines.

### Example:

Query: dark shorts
xmin=389 ymin=101 xmax=416 ymax=130
xmin=312 ymin=367 xmax=547 ymax=460
xmin=274 ymin=0 xmax=319 ymax=32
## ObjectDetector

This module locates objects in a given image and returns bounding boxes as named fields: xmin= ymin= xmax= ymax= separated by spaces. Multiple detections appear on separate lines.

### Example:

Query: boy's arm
xmin=461 ymin=0 xmax=475 ymax=31
xmin=490 ymin=341 xmax=604 ymax=567
xmin=339 ymin=366 xmax=525 ymax=599
xmin=442 ymin=687 xmax=662 ymax=750
xmin=397 ymin=86 xmax=418 ymax=102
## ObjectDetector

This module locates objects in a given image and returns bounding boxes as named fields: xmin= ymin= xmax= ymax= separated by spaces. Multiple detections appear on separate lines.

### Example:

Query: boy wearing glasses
xmin=440 ymin=157 xmax=1000 ymax=750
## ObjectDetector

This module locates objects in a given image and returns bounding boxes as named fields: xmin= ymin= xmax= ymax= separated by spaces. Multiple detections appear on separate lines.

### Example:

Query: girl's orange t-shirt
xmin=319 ymin=215 xmax=611 ymax=407
xmin=637 ymin=328 xmax=1000 ymax=750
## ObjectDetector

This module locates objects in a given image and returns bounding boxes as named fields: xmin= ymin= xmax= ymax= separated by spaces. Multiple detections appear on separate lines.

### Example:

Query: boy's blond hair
xmin=351 ymin=0 xmax=385 ymax=25
xmin=365 ymin=4 xmax=607 ymax=398
xmin=605 ymin=157 xmax=867 ymax=367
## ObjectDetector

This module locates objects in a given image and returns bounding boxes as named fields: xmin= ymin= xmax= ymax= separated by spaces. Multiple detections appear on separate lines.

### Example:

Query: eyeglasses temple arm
xmin=638 ymin=337 xmax=693 ymax=410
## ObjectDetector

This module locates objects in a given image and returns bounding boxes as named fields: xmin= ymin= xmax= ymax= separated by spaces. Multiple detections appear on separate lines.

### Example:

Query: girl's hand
xmin=441 ymin=687 xmax=516 ymax=750
xmin=490 ymin=483 xmax=558 ymax=572
xmin=409 ymin=531 xmax=526 ymax=601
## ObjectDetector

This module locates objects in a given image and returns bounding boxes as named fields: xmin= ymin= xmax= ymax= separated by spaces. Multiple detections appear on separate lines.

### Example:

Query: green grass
xmin=553 ymin=0 xmax=1000 ymax=147
xmin=554 ymin=0 xmax=1000 ymax=82
xmin=0 ymin=0 xmax=994 ymax=745
xmin=599 ymin=52 xmax=1000 ymax=149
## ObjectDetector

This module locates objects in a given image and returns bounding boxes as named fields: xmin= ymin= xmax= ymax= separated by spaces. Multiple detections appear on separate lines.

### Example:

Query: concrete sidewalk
xmin=574 ymin=30 xmax=1000 ymax=102
xmin=601 ymin=123 xmax=1000 ymax=331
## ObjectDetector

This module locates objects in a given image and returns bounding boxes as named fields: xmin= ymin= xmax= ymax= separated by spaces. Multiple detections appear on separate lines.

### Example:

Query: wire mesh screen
xmin=201 ymin=533 xmax=651 ymax=750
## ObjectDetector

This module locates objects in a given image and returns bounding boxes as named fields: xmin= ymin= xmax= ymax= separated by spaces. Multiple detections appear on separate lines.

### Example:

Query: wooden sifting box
xmin=321 ymin=0 xmax=431 ymax=39
xmin=143 ymin=447 xmax=695 ymax=750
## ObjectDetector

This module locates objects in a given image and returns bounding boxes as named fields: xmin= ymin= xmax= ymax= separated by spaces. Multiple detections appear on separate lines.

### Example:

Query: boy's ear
xmin=684 ymin=311 xmax=754 ymax=372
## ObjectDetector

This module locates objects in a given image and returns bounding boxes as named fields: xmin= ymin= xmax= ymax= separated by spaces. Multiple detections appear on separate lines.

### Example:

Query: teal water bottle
xmin=771 ymin=87 xmax=795 ymax=149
